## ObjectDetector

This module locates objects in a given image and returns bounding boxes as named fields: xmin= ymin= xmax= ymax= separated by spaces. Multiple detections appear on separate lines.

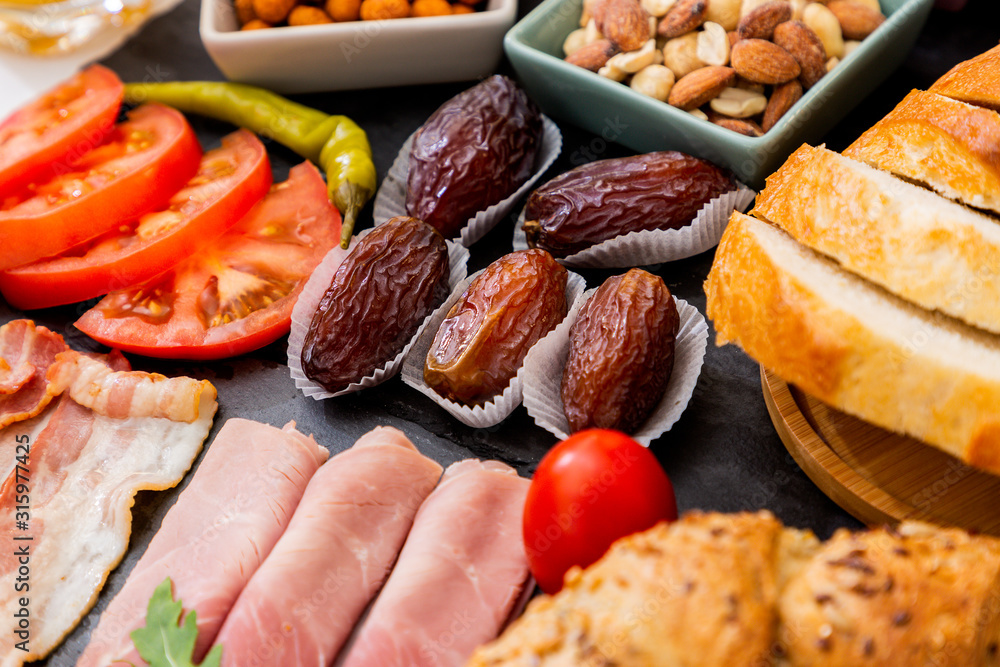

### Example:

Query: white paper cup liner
xmin=401 ymin=270 xmax=587 ymax=428
xmin=512 ymin=183 xmax=755 ymax=268
xmin=522 ymin=293 xmax=708 ymax=446
xmin=373 ymin=115 xmax=562 ymax=247
xmin=288 ymin=229 xmax=470 ymax=400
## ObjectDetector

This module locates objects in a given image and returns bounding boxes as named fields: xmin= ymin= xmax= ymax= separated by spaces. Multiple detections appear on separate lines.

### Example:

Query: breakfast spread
xmin=3 ymin=4 xmax=998 ymax=665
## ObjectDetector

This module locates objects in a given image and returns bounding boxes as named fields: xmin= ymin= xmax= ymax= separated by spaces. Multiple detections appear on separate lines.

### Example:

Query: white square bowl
xmin=200 ymin=0 xmax=517 ymax=93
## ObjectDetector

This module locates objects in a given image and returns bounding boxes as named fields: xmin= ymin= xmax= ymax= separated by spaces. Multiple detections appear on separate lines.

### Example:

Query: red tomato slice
xmin=0 ymin=129 xmax=272 ymax=310
xmin=0 ymin=102 xmax=202 ymax=272
xmin=75 ymin=161 xmax=342 ymax=361
xmin=0 ymin=64 xmax=124 ymax=198
xmin=523 ymin=429 xmax=678 ymax=594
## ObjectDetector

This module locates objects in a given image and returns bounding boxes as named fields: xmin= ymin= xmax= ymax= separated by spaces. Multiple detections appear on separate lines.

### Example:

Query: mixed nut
xmin=563 ymin=0 xmax=886 ymax=135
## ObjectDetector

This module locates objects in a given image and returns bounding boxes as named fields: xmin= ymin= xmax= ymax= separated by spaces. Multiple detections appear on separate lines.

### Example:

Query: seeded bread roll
xmin=778 ymin=521 xmax=1000 ymax=666
xmin=467 ymin=511 xmax=817 ymax=667
xmin=468 ymin=512 xmax=1000 ymax=667
xmin=844 ymin=89 xmax=1000 ymax=217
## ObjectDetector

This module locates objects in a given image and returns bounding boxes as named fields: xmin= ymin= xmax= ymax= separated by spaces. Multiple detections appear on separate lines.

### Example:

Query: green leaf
xmin=130 ymin=577 xmax=223 ymax=667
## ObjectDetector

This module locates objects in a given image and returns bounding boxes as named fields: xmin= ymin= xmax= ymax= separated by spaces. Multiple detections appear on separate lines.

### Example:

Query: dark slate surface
xmin=0 ymin=0 xmax=994 ymax=662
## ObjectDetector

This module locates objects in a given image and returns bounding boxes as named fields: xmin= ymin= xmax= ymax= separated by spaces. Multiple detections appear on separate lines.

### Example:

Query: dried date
xmin=406 ymin=75 xmax=543 ymax=238
xmin=562 ymin=269 xmax=679 ymax=433
xmin=523 ymin=151 xmax=734 ymax=258
xmin=302 ymin=216 xmax=450 ymax=393
xmin=424 ymin=249 xmax=567 ymax=406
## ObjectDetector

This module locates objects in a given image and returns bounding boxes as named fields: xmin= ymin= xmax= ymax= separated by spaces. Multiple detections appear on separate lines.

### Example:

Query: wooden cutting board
xmin=761 ymin=366 xmax=1000 ymax=535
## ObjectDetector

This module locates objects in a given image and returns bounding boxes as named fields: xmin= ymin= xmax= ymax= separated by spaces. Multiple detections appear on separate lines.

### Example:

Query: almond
xmin=603 ymin=0 xmax=651 ymax=51
xmin=773 ymin=20 xmax=827 ymax=88
xmin=656 ymin=0 xmax=707 ymax=39
xmin=565 ymin=39 xmax=619 ymax=71
xmin=737 ymin=1 xmax=792 ymax=40
xmin=762 ymin=79 xmax=802 ymax=131
xmin=708 ymin=112 xmax=764 ymax=137
xmin=730 ymin=38 xmax=800 ymax=84
xmin=667 ymin=65 xmax=736 ymax=110
xmin=826 ymin=0 xmax=884 ymax=40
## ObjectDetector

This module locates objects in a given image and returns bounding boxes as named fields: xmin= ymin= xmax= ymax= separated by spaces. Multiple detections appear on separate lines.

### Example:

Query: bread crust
xmin=753 ymin=143 xmax=1000 ymax=334
xmin=704 ymin=212 xmax=1000 ymax=472
xmin=844 ymin=89 xmax=1000 ymax=216
xmin=930 ymin=43 xmax=1000 ymax=112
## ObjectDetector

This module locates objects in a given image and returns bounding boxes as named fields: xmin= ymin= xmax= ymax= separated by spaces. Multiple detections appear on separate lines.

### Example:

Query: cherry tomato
xmin=75 ymin=161 xmax=342 ymax=360
xmin=0 ymin=64 xmax=123 ymax=198
xmin=0 ymin=130 xmax=272 ymax=310
xmin=523 ymin=429 xmax=677 ymax=594
xmin=0 ymin=103 xmax=202 ymax=271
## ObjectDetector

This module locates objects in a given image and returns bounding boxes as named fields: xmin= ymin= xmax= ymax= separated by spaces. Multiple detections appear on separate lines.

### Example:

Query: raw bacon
xmin=213 ymin=426 xmax=443 ymax=667
xmin=0 ymin=350 xmax=216 ymax=667
xmin=77 ymin=418 xmax=328 ymax=667
xmin=0 ymin=319 xmax=68 ymax=428
xmin=339 ymin=459 xmax=532 ymax=667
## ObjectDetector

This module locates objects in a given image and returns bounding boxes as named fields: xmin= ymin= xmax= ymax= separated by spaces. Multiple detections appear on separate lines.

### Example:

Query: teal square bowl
xmin=504 ymin=0 xmax=933 ymax=188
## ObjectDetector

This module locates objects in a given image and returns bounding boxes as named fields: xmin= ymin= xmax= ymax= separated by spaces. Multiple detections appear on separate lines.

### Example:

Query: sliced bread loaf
xmin=705 ymin=212 xmax=1000 ymax=473
xmin=844 ymin=89 xmax=1000 ymax=216
xmin=930 ymin=43 xmax=1000 ymax=112
xmin=753 ymin=144 xmax=1000 ymax=334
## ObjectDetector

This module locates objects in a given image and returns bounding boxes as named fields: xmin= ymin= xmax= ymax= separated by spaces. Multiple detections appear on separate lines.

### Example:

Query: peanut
xmin=607 ymin=38 xmax=662 ymax=72
xmin=630 ymin=63 xmax=676 ymax=99
xmin=704 ymin=0 xmax=740 ymax=30
xmin=802 ymin=2 xmax=844 ymax=58
xmin=359 ymin=0 xmax=409 ymax=19
xmin=288 ymin=4 xmax=332 ymax=23
xmin=412 ymin=0 xmax=452 ymax=16
xmin=326 ymin=0 xmax=361 ymax=20
xmin=709 ymin=86 xmax=768 ymax=117
xmin=640 ymin=0 xmax=676 ymax=17
xmin=696 ymin=21 xmax=730 ymax=66
xmin=663 ymin=32 xmax=704 ymax=78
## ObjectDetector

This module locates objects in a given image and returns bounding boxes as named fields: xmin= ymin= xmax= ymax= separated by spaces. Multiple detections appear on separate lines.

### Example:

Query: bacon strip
xmin=212 ymin=426 xmax=443 ymax=667
xmin=46 ymin=350 xmax=214 ymax=423
xmin=0 ymin=352 xmax=217 ymax=667
xmin=339 ymin=459 xmax=532 ymax=667
xmin=77 ymin=419 xmax=328 ymax=667
xmin=0 ymin=319 xmax=69 ymax=428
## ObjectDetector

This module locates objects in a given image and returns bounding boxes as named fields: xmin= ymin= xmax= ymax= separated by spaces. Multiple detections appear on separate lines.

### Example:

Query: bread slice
xmin=930 ymin=43 xmax=1000 ymax=112
xmin=844 ymin=89 xmax=1000 ymax=216
xmin=705 ymin=212 xmax=1000 ymax=474
xmin=753 ymin=144 xmax=1000 ymax=334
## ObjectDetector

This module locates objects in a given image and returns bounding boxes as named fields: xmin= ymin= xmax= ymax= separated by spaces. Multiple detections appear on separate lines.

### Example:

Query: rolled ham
xmin=77 ymin=418 xmax=328 ymax=667
xmin=339 ymin=459 xmax=531 ymax=667
xmin=212 ymin=426 xmax=443 ymax=667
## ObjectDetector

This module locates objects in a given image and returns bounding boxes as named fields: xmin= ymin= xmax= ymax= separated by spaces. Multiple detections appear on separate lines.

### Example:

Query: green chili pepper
xmin=123 ymin=81 xmax=376 ymax=248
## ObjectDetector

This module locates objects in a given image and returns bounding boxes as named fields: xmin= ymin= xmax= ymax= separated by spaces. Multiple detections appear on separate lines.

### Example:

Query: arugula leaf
xmin=130 ymin=577 xmax=224 ymax=667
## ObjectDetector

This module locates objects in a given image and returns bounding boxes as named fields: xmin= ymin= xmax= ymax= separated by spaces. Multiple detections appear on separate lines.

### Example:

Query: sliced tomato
xmin=0 ymin=102 xmax=202 ymax=272
xmin=75 ymin=161 xmax=342 ymax=360
xmin=0 ymin=129 xmax=272 ymax=310
xmin=0 ymin=64 xmax=124 ymax=198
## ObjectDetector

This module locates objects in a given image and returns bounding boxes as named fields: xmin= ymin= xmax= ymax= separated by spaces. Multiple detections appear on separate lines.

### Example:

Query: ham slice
xmin=339 ymin=459 xmax=531 ymax=667
xmin=77 ymin=418 xmax=328 ymax=667
xmin=0 ymin=319 xmax=68 ymax=428
xmin=213 ymin=426 xmax=443 ymax=667
xmin=0 ymin=350 xmax=216 ymax=667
